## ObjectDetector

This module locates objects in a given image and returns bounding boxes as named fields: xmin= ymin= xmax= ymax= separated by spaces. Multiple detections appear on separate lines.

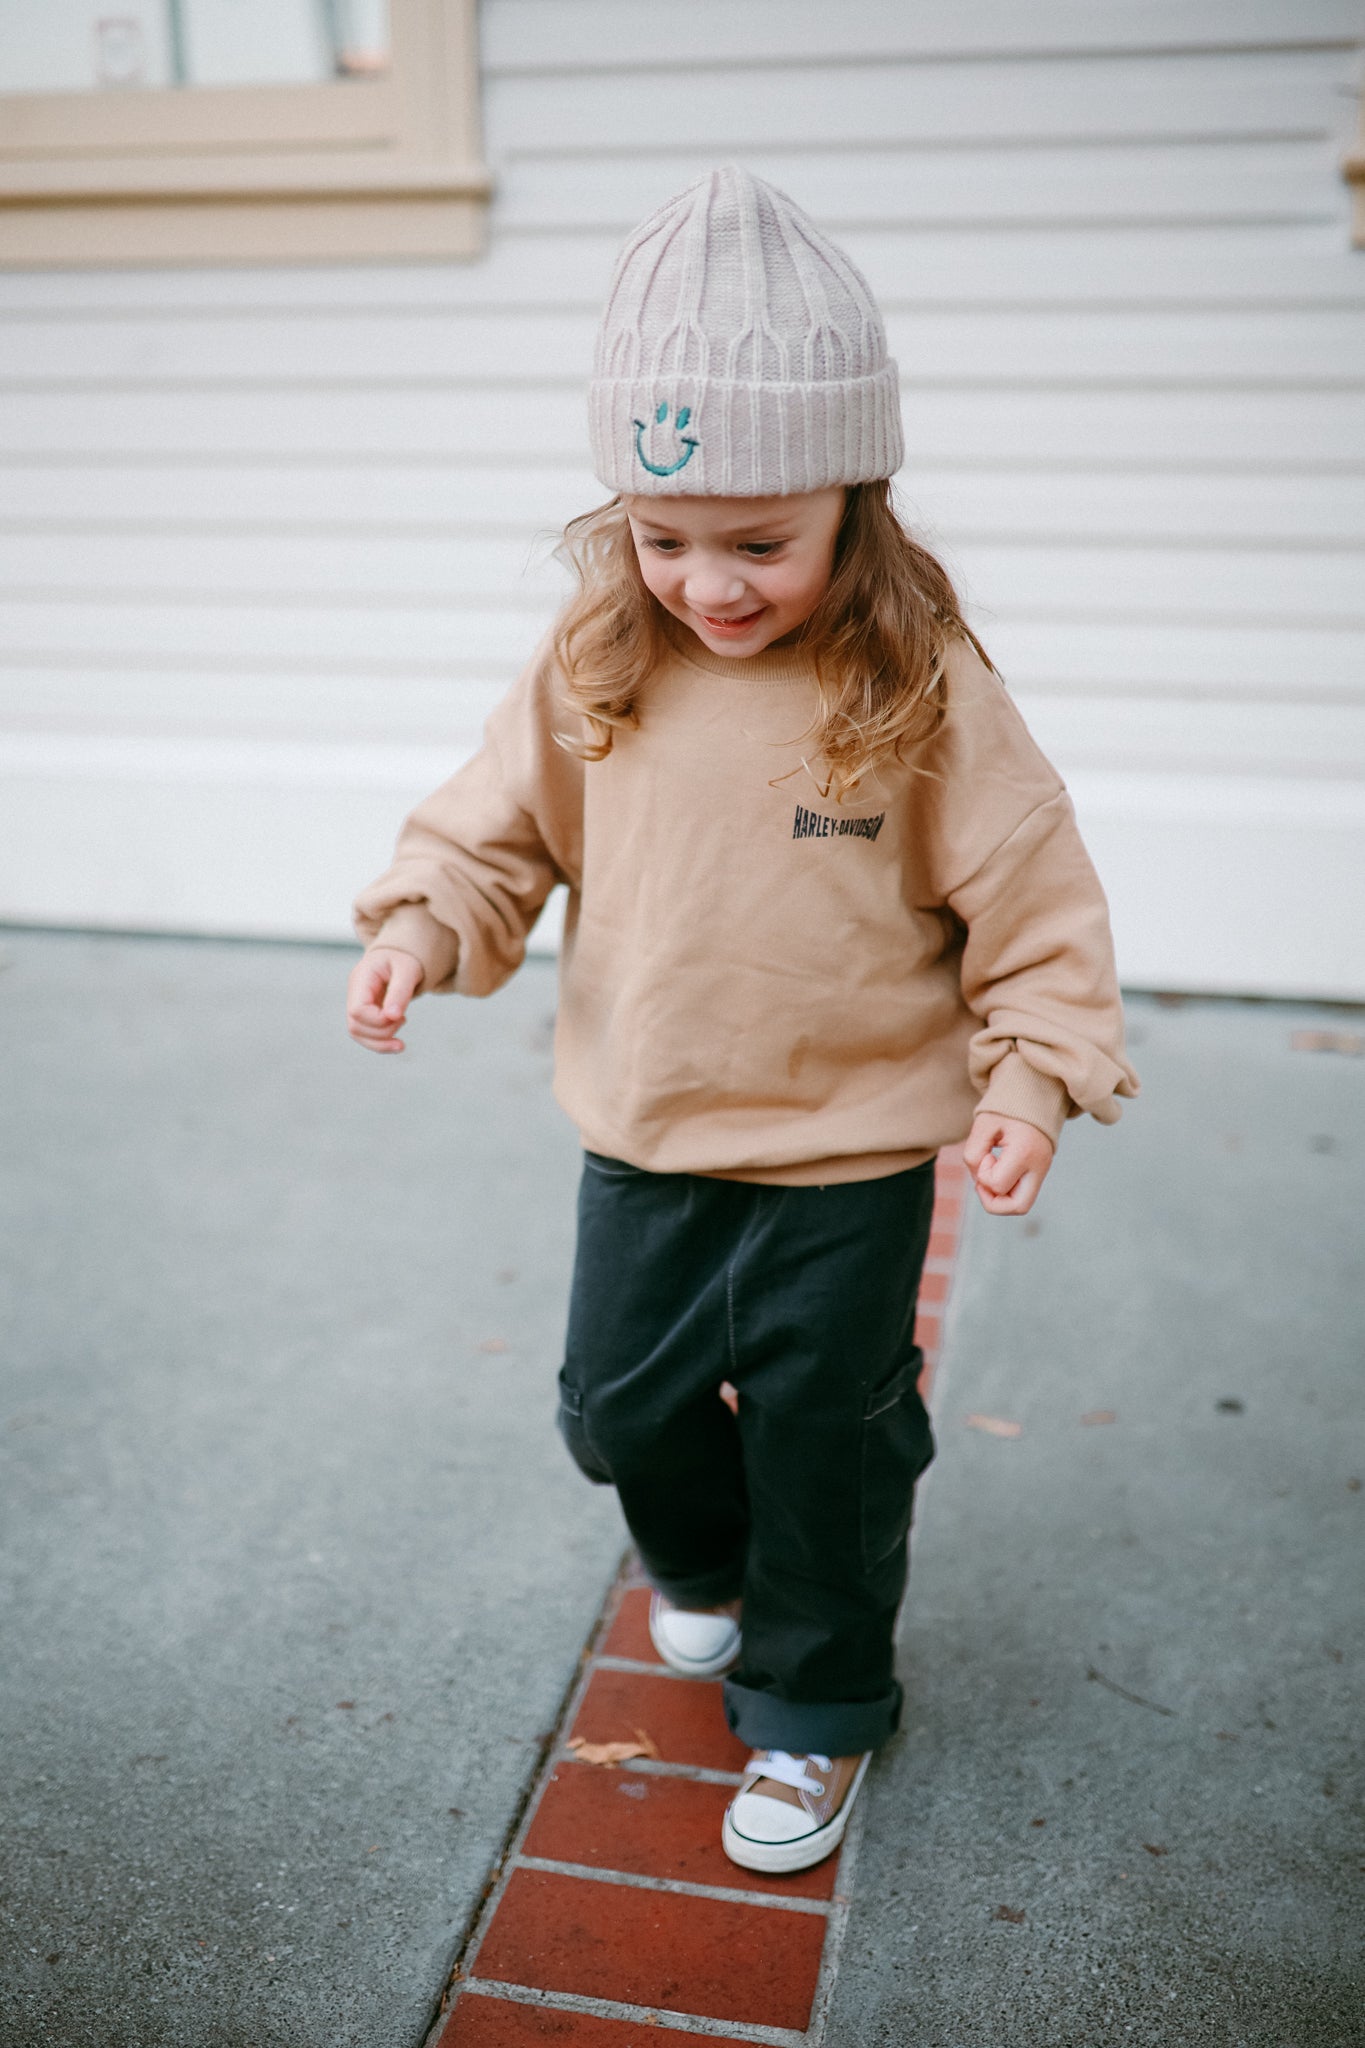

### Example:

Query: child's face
xmin=624 ymin=488 xmax=845 ymax=660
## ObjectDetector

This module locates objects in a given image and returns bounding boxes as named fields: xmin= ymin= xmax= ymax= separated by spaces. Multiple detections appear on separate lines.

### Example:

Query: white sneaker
xmin=647 ymin=1592 xmax=741 ymax=1678
xmin=722 ymin=1750 xmax=870 ymax=1874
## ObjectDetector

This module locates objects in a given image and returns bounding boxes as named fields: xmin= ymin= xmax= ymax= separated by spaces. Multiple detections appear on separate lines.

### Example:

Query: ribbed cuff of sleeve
xmin=369 ymin=903 xmax=460 ymax=992
xmin=976 ymin=1051 xmax=1071 ymax=1149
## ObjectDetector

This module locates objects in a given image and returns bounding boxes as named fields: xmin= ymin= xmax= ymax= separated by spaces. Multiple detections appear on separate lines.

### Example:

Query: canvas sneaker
xmin=722 ymin=1749 xmax=871 ymax=1874
xmin=647 ymin=1592 xmax=741 ymax=1678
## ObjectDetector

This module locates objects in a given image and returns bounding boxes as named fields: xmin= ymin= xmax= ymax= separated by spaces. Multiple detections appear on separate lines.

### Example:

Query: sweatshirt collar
xmin=662 ymin=620 xmax=816 ymax=687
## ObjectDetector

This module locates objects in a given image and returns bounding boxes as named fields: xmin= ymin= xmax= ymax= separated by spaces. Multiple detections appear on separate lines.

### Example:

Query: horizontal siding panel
xmin=6 ymin=465 xmax=1362 ymax=547
xmin=4 ymin=307 xmax=1362 ymax=384
xmin=0 ymin=464 xmax=605 ymax=531
xmin=0 ymin=731 xmax=464 ymax=792
xmin=990 ymin=620 xmax=1365 ymax=699
xmin=1017 ymin=692 xmax=1365 ymax=776
xmin=952 ymin=544 xmax=1365 ymax=627
xmin=487 ymin=49 xmax=1348 ymax=154
xmin=0 ymin=530 xmax=570 ymax=601
xmin=4 ymin=225 xmax=1365 ymax=312
xmin=492 ymin=141 xmax=1343 ymax=233
xmin=0 ymin=760 xmax=455 ymax=943
xmin=483 ymin=0 xmax=1364 ymax=70
xmin=4 ymin=389 xmax=1361 ymax=464
xmin=0 ymin=599 xmax=553 ymax=667
xmin=903 ymin=471 xmax=1365 ymax=548
xmin=0 ymin=666 xmax=504 ymax=744
xmin=5 ymin=533 xmax=1360 ymax=625
xmin=1067 ymin=765 xmax=1365 ymax=997
xmin=0 ymin=0 xmax=1359 ymax=996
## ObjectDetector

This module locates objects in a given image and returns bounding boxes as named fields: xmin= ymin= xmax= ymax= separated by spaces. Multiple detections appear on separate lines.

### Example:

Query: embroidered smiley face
xmin=633 ymin=401 xmax=699 ymax=477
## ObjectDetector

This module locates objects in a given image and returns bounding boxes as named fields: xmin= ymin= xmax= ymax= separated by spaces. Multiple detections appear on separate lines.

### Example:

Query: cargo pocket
xmin=860 ymin=1352 xmax=936 ymax=1570
xmin=556 ymin=1369 xmax=614 ymax=1486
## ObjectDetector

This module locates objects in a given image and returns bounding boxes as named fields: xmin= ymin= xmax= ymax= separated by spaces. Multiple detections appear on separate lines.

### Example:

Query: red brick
xmin=569 ymin=1669 xmax=751 ymax=1773
xmin=927 ymin=1227 xmax=959 ymax=1262
xmin=918 ymin=1269 xmax=950 ymax=1306
xmin=472 ymin=1868 xmax=826 ymax=2031
xmin=913 ymin=1313 xmax=941 ymax=1354
xmin=523 ymin=1759 xmax=838 ymax=1900
xmin=599 ymin=1587 xmax=658 ymax=1664
xmin=438 ymin=1991 xmax=759 ymax=2046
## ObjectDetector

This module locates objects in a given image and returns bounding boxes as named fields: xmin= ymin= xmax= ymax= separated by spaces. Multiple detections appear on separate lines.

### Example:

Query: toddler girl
xmin=347 ymin=167 xmax=1139 ymax=1876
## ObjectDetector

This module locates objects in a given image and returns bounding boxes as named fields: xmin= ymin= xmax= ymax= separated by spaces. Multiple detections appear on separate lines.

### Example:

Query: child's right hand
xmin=346 ymin=947 xmax=425 ymax=1054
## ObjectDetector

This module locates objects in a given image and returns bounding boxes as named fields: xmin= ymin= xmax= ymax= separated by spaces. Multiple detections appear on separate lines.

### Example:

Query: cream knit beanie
xmin=589 ymin=165 xmax=903 ymax=498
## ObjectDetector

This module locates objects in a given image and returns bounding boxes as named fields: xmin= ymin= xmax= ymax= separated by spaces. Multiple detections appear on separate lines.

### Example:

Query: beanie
xmin=588 ymin=165 xmax=903 ymax=499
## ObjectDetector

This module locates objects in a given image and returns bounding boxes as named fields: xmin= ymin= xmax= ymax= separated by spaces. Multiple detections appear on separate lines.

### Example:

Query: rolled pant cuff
xmin=646 ymin=1562 xmax=745 ymax=1609
xmin=723 ymin=1675 xmax=903 ymax=1755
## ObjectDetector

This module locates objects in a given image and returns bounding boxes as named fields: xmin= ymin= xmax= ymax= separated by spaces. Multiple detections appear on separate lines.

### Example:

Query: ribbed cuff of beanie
xmin=590 ymin=366 xmax=903 ymax=498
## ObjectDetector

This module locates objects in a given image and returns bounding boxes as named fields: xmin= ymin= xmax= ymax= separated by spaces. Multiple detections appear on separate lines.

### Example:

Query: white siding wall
xmin=2 ymin=0 xmax=1364 ymax=995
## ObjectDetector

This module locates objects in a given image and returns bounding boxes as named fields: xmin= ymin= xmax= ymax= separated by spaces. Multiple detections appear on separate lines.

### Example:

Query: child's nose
xmin=685 ymin=563 xmax=748 ymax=609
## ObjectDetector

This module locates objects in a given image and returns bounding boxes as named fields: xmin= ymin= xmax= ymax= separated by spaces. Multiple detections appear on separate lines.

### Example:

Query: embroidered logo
xmin=633 ymin=402 xmax=699 ymax=477
xmin=793 ymin=802 xmax=886 ymax=842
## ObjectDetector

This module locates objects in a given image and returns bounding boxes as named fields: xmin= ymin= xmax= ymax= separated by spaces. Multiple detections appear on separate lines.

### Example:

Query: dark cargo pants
xmin=557 ymin=1151 xmax=937 ymax=1755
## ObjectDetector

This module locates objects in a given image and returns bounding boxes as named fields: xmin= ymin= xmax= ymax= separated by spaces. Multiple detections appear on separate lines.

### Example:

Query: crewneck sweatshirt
xmin=354 ymin=629 xmax=1138 ymax=1183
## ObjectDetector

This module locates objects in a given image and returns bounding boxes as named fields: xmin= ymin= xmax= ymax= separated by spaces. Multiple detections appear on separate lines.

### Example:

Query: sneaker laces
xmin=747 ymin=1751 xmax=831 ymax=1795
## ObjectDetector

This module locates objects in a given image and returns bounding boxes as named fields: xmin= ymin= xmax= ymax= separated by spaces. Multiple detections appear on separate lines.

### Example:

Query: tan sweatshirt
xmin=354 ymin=629 xmax=1138 ymax=1183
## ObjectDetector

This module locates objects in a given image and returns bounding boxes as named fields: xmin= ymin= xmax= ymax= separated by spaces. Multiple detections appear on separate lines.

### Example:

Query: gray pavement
xmin=831 ymin=993 xmax=1364 ymax=2047
xmin=2 ymin=933 xmax=1362 ymax=2047
xmin=0 ymin=929 xmax=623 ymax=2048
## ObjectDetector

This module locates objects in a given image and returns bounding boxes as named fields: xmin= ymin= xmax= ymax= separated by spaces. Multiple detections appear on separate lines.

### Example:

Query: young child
xmin=347 ymin=167 xmax=1139 ymax=1876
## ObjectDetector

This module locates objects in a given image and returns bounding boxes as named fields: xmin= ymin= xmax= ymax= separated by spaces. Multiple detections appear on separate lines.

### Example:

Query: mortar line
xmin=513 ymin=1854 xmax=831 ymax=1914
xmin=455 ymin=1976 xmax=811 ymax=2045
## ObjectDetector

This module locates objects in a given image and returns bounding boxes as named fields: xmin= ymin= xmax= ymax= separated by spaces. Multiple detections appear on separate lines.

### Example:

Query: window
xmin=0 ymin=0 xmax=489 ymax=264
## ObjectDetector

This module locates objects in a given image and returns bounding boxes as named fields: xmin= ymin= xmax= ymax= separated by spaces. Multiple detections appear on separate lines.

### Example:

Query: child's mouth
xmin=699 ymin=610 xmax=764 ymax=634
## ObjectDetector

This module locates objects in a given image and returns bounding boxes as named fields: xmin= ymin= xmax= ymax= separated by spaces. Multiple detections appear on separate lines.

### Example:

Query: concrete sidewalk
xmin=2 ymin=931 xmax=1361 ymax=2047
xmin=829 ymin=993 xmax=1364 ymax=2046
xmin=1 ymin=930 xmax=624 ymax=2048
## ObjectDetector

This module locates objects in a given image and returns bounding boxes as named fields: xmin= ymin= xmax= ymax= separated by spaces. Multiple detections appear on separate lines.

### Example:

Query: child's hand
xmin=963 ymin=1112 xmax=1054 ymax=1217
xmin=347 ymin=947 xmax=425 ymax=1054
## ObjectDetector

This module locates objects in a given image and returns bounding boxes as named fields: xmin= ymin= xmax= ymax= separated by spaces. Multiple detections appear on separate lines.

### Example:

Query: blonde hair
xmin=552 ymin=481 xmax=995 ymax=801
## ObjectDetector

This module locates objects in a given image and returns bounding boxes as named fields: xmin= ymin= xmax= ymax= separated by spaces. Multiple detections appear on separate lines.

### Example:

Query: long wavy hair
xmin=551 ymin=481 xmax=996 ymax=801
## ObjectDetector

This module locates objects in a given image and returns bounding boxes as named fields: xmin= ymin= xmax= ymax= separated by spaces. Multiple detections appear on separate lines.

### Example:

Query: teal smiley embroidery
xmin=633 ymin=401 xmax=698 ymax=477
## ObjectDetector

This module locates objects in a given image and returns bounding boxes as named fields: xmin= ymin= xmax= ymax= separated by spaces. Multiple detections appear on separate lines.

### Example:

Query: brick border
xmin=429 ymin=1150 xmax=970 ymax=2046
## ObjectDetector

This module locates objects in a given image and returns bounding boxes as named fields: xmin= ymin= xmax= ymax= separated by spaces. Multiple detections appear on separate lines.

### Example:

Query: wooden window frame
xmin=0 ymin=0 xmax=490 ymax=266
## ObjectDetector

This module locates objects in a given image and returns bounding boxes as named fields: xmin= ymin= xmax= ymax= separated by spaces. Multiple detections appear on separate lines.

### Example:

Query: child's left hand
xmin=963 ymin=1113 xmax=1054 ymax=1216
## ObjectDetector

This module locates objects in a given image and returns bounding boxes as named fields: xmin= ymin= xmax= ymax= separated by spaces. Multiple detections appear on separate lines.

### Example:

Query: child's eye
xmin=741 ymin=542 xmax=782 ymax=557
xmin=647 ymin=538 xmax=683 ymax=553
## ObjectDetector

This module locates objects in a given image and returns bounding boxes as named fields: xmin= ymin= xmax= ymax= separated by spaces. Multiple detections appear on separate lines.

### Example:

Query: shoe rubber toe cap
xmin=726 ymin=1791 xmax=817 ymax=1846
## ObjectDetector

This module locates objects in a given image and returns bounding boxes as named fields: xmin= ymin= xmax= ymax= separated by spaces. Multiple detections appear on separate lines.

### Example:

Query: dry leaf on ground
xmin=1290 ymin=1029 xmax=1364 ymax=1056
xmin=965 ymin=1413 xmax=1023 ymax=1439
xmin=1081 ymin=1409 xmax=1118 ymax=1425
xmin=478 ymin=1338 xmax=510 ymax=1354
xmin=993 ymin=1904 xmax=1027 ymax=1923
xmin=566 ymin=1730 xmax=659 ymax=1767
